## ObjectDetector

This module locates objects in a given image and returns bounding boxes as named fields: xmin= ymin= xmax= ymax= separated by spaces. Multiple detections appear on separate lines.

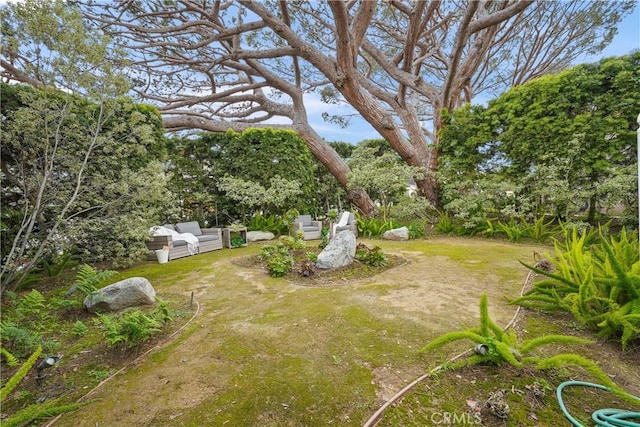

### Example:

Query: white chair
xmin=332 ymin=212 xmax=358 ymax=237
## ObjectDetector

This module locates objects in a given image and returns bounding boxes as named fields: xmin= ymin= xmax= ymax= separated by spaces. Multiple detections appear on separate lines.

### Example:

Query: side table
xmin=222 ymin=227 xmax=248 ymax=248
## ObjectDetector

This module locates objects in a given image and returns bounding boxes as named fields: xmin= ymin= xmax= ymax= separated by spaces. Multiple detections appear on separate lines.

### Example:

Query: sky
xmin=312 ymin=4 xmax=640 ymax=145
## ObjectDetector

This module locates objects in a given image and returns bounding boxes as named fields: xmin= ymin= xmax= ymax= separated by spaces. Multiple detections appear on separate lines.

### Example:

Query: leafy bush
xmin=356 ymin=214 xmax=396 ymax=238
xmin=260 ymin=244 xmax=294 ymax=277
xmin=513 ymin=228 xmax=640 ymax=349
xmin=247 ymin=213 xmax=287 ymax=235
xmin=355 ymin=244 xmax=387 ymax=267
xmin=96 ymin=302 xmax=175 ymax=351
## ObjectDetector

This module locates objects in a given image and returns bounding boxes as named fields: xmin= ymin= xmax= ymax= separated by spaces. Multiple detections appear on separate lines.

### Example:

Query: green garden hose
xmin=557 ymin=380 xmax=640 ymax=427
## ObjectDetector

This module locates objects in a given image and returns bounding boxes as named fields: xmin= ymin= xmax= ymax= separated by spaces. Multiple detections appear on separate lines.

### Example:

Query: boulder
xmin=84 ymin=277 xmax=156 ymax=313
xmin=316 ymin=230 xmax=357 ymax=270
xmin=382 ymin=226 xmax=409 ymax=241
xmin=246 ymin=231 xmax=275 ymax=242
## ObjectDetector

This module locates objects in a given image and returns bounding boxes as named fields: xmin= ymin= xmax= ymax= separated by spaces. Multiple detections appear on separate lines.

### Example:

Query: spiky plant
xmin=512 ymin=228 xmax=640 ymax=348
xmin=1 ymin=346 xmax=84 ymax=426
xmin=421 ymin=293 xmax=604 ymax=374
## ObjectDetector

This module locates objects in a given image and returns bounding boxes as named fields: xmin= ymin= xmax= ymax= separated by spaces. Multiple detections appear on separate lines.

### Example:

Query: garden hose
xmin=557 ymin=380 xmax=640 ymax=427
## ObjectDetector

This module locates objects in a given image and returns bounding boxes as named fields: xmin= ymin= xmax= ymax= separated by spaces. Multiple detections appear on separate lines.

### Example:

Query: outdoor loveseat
xmin=147 ymin=221 xmax=223 ymax=261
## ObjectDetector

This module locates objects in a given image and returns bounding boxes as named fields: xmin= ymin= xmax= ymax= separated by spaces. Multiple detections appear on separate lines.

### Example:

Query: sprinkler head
xmin=474 ymin=344 xmax=489 ymax=355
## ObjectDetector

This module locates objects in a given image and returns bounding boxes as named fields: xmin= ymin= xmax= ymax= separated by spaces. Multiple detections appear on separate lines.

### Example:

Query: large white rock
xmin=382 ymin=226 xmax=409 ymax=241
xmin=246 ymin=231 xmax=275 ymax=242
xmin=316 ymin=230 xmax=356 ymax=270
xmin=84 ymin=277 xmax=156 ymax=313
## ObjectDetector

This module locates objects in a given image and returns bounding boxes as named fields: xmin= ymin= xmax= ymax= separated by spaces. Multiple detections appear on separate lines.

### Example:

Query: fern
xmin=0 ymin=347 xmax=19 ymax=367
xmin=520 ymin=335 xmax=592 ymax=354
xmin=514 ymin=228 xmax=640 ymax=348
xmin=1 ymin=346 xmax=42 ymax=401
xmin=419 ymin=331 xmax=486 ymax=353
xmin=68 ymin=264 xmax=117 ymax=299
xmin=3 ymin=400 xmax=84 ymax=427
xmin=536 ymin=354 xmax=639 ymax=405
xmin=421 ymin=293 xmax=595 ymax=370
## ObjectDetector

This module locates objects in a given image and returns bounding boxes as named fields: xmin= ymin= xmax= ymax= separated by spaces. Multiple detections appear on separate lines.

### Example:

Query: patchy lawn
xmin=5 ymin=237 xmax=639 ymax=426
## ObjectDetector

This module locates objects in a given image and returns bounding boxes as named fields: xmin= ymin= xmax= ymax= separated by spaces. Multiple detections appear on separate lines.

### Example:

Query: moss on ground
xmin=7 ymin=237 xmax=638 ymax=426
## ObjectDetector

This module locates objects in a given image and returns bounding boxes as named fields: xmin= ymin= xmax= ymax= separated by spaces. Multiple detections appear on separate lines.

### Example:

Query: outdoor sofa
xmin=146 ymin=221 xmax=223 ymax=261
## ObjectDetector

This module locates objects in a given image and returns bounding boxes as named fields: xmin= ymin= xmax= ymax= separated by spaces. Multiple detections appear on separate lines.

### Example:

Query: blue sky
xmin=313 ymin=5 xmax=640 ymax=145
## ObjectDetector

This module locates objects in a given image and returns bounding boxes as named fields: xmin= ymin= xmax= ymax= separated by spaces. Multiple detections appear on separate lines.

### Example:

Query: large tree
xmin=0 ymin=1 xmax=171 ymax=292
xmin=5 ymin=1 xmax=632 ymax=212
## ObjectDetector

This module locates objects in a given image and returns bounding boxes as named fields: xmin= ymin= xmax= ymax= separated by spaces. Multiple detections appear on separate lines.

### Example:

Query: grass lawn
xmin=5 ymin=237 xmax=639 ymax=426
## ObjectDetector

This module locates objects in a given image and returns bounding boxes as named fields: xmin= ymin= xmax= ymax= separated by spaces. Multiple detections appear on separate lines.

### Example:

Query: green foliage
xmin=0 ymin=341 xmax=84 ymax=426
xmin=535 ymin=354 xmax=638 ymax=404
xmin=0 ymin=346 xmax=41 ymax=402
xmin=356 ymin=213 xmax=396 ymax=238
xmin=439 ymin=53 xmax=640 ymax=223
xmin=96 ymin=302 xmax=173 ymax=351
xmin=355 ymin=244 xmax=387 ymax=267
xmin=434 ymin=212 xmax=459 ymax=235
xmin=496 ymin=217 xmax=528 ymax=243
xmin=260 ymin=244 xmax=294 ymax=278
xmin=218 ymin=175 xmax=303 ymax=224
xmin=421 ymin=293 xmax=594 ymax=370
xmin=282 ymin=208 xmax=301 ymax=236
xmin=348 ymin=142 xmax=425 ymax=221
xmin=69 ymin=264 xmax=117 ymax=301
xmin=72 ymin=320 xmax=88 ymax=337
xmin=319 ymin=227 xmax=330 ymax=249
xmin=247 ymin=213 xmax=287 ymax=235
xmin=0 ymin=289 xmax=63 ymax=358
xmin=230 ymin=236 xmax=247 ymax=248
xmin=512 ymin=228 xmax=640 ymax=348
xmin=193 ymin=128 xmax=317 ymax=222
xmin=42 ymin=250 xmax=78 ymax=278
xmin=1 ymin=347 xmax=19 ymax=367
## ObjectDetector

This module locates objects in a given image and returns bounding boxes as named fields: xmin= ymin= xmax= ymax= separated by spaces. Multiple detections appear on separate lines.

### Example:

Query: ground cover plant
xmin=1 ymin=237 xmax=637 ymax=426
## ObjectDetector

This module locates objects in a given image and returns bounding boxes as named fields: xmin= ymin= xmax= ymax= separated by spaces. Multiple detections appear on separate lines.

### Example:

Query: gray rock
xmin=316 ymin=230 xmax=356 ymax=270
xmin=246 ymin=231 xmax=275 ymax=242
xmin=382 ymin=226 xmax=409 ymax=241
xmin=84 ymin=277 xmax=156 ymax=313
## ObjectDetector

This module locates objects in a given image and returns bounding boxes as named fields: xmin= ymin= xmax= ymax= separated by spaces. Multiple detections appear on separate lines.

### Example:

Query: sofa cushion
xmin=175 ymin=221 xmax=202 ymax=236
xmin=172 ymin=239 xmax=188 ymax=247
xmin=197 ymin=234 xmax=219 ymax=242
xmin=303 ymin=225 xmax=320 ymax=232
xmin=296 ymin=215 xmax=312 ymax=227
xmin=162 ymin=224 xmax=176 ymax=231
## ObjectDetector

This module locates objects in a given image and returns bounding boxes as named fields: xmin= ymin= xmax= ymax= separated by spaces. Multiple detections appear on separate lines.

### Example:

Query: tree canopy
xmin=4 ymin=0 xmax=628 ymax=212
xmin=439 ymin=52 xmax=640 ymax=225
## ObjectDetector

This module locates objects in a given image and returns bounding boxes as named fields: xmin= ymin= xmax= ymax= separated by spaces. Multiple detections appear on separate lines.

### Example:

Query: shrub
xmin=260 ymin=244 xmax=294 ymax=278
xmin=512 ymin=228 xmax=640 ymax=349
xmin=355 ymin=244 xmax=387 ymax=267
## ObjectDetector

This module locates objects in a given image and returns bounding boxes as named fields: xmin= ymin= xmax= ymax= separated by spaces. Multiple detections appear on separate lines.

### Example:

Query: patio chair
xmin=293 ymin=215 xmax=322 ymax=240
xmin=332 ymin=211 xmax=358 ymax=237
